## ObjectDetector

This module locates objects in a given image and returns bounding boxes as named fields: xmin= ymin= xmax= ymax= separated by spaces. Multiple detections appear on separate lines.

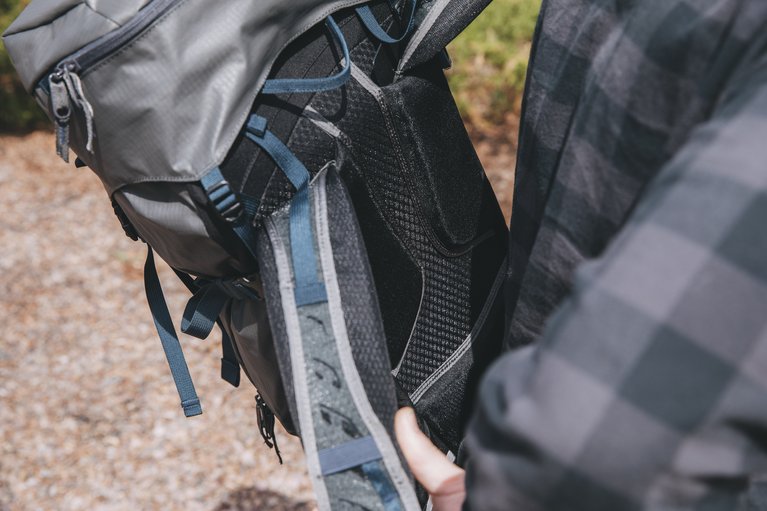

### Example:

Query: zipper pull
xmin=60 ymin=64 xmax=96 ymax=155
xmin=49 ymin=73 xmax=71 ymax=163
xmin=256 ymin=394 xmax=283 ymax=464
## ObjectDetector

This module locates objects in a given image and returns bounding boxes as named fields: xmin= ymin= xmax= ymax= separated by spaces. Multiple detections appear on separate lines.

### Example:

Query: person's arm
xmin=461 ymin=55 xmax=767 ymax=510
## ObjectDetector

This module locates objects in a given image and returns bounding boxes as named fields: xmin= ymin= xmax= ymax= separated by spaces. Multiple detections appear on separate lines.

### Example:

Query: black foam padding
xmin=217 ymin=2 xmax=509 ymax=457
xmin=309 ymin=67 xmax=507 ymax=401
xmin=413 ymin=274 xmax=505 ymax=451
xmin=324 ymin=165 xmax=401 ymax=445
xmin=220 ymin=1 xmax=402 ymax=223
xmin=381 ymin=64 xmax=486 ymax=247
xmin=337 ymin=144 xmax=423 ymax=367
xmin=401 ymin=0 xmax=493 ymax=73
xmin=254 ymin=226 xmax=301 ymax=436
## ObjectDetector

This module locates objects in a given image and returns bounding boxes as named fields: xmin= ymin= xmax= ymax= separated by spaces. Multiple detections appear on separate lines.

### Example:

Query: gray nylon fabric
xmin=3 ymin=0 xmax=369 ymax=194
xmin=224 ymin=297 xmax=293 ymax=427
xmin=2 ymin=0 xmax=152 ymax=89
xmin=113 ymin=182 xmax=253 ymax=277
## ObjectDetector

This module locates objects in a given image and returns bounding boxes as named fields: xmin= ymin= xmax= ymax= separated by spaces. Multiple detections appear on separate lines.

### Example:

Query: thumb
xmin=394 ymin=407 xmax=465 ymax=497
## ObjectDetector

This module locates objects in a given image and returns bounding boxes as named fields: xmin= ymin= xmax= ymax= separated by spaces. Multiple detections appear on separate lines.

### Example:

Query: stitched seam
xmin=410 ymin=259 xmax=506 ymax=404
xmin=82 ymin=1 xmax=121 ymax=27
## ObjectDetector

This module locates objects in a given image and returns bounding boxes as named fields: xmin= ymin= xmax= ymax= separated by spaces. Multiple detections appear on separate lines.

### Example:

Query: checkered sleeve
xmin=463 ymin=52 xmax=767 ymax=511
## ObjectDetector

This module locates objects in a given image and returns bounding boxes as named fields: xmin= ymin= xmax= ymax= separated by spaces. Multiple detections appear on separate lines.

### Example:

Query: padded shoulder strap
xmin=257 ymin=159 xmax=421 ymax=510
xmin=398 ymin=0 xmax=491 ymax=73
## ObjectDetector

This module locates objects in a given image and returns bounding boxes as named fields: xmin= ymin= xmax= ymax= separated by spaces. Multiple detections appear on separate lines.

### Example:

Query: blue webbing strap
xmin=318 ymin=436 xmax=382 ymax=475
xmin=317 ymin=438 xmax=401 ymax=509
xmin=362 ymin=461 xmax=404 ymax=511
xmin=181 ymin=277 xmax=261 ymax=340
xmin=143 ymin=248 xmax=202 ymax=417
xmin=356 ymin=0 xmax=416 ymax=44
xmin=181 ymin=284 xmax=230 ymax=339
xmin=181 ymin=279 xmax=259 ymax=386
xmin=244 ymin=115 xmax=327 ymax=307
xmin=172 ymin=269 xmax=241 ymax=388
xmin=200 ymin=168 xmax=259 ymax=261
xmin=218 ymin=328 xmax=241 ymax=387
xmin=261 ymin=16 xmax=351 ymax=95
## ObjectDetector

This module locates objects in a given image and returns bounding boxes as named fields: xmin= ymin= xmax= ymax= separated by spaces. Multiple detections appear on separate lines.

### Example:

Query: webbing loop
xmin=244 ymin=115 xmax=327 ymax=306
xmin=356 ymin=0 xmax=417 ymax=44
xmin=262 ymin=16 xmax=351 ymax=95
xmin=173 ymin=269 xmax=241 ymax=388
xmin=181 ymin=276 xmax=261 ymax=340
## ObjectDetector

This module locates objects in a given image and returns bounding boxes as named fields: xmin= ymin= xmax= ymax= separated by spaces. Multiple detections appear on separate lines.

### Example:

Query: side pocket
xmin=113 ymin=181 xmax=257 ymax=278
xmin=223 ymin=297 xmax=297 ymax=435
xmin=380 ymin=62 xmax=494 ymax=248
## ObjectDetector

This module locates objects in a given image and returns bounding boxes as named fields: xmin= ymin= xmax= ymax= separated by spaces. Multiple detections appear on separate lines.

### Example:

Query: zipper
xmin=50 ymin=64 xmax=95 ymax=162
xmin=44 ymin=0 xmax=181 ymax=162
xmin=256 ymin=394 xmax=283 ymax=464
xmin=42 ymin=0 xmax=365 ymax=163
xmin=49 ymin=74 xmax=72 ymax=162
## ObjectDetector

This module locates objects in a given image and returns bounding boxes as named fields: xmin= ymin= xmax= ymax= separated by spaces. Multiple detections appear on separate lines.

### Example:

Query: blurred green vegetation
xmin=447 ymin=0 xmax=541 ymax=133
xmin=0 ymin=0 xmax=540 ymax=134
xmin=1 ymin=0 xmax=48 ymax=132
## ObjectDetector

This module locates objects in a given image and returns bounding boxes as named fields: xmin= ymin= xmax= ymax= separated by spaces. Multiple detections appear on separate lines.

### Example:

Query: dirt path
xmin=0 ymin=132 xmax=515 ymax=511
xmin=0 ymin=133 xmax=316 ymax=511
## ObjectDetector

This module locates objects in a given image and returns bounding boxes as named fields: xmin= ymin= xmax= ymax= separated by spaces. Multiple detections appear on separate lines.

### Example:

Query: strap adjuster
xmin=205 ymin=179 xmax=243 ymax=222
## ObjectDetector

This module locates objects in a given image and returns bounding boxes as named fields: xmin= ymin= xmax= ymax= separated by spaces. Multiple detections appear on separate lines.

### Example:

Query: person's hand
xmin=394 ymin=407 xmax=466 ymax=511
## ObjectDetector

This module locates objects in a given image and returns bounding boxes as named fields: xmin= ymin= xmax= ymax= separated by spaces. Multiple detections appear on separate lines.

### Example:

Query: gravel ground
xmin=0 ymin=131 xmax=515 ymax=511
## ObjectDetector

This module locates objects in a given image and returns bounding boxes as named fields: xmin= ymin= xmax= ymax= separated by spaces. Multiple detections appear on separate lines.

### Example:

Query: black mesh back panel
xmin=220 ymin=1 xmax=507 ymax=455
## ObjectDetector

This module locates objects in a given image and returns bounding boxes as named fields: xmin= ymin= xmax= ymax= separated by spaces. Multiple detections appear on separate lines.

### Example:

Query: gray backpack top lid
xmin=4 ymin=0 xmax=368 ymax=193
xmin=2 ymin=0 xmax=483 ymax=194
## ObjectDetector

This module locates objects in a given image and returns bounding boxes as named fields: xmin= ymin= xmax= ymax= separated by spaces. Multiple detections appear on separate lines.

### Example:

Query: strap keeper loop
xmin=181 ymin=398 xmax=202 ymax=417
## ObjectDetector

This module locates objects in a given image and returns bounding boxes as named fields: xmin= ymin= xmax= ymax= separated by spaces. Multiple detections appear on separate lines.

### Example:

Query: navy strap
xmin=318 ymin=436 xmax=382 ymax=475
xmin=173 ymin=269 xmax=241 ymax=388
xmin=180 ymin=277 xmax=260 ymax=339
xmin=181 ymin=284 xmax=230 ymax=339
xmin=318 ymin=437 xmax=401 ymax=510
xmin=200 ymin=167 xmax=259 ymax=261
xmin=244 ymin=115 xmax=327 ymax=306
xmin=219 ymin=329 xmax=241 ymax=387
xmin=356 ymin=0 xmax=416 ymax=44
xmin=261 ymin=16 xmax=351 ymax=95
xmin=143 ymin=248 xmax=202 ymax=417
xmin=361 ymin=461 xmax=404 ymax=511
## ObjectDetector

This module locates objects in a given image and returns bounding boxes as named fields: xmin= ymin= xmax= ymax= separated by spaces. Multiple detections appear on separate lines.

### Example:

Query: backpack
xmin=3 ymin=1 xmax=506 ymax=509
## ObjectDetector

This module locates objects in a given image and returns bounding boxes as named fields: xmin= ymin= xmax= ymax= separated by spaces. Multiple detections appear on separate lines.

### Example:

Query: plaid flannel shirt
xmin=464 ymin=0 xmax=767 ymax=509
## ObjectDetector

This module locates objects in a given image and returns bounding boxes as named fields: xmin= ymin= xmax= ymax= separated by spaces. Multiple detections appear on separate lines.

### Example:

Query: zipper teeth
xmin=45 ymin=0 xmax=366 ymax=83
xmin=45 ymin=0 xmax=179 ymax=79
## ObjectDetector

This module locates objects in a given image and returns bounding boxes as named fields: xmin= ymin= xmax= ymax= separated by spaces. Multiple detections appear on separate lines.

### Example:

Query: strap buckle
xmin=206 ymin=179 xmax=244 ymax=222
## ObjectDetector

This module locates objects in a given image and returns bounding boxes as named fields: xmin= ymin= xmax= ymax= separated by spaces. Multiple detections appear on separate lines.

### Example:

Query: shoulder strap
xmin=261 ymin=16 xmax=351 ymax=95
xmin=398 ymin=0 xmax=492 ymax=72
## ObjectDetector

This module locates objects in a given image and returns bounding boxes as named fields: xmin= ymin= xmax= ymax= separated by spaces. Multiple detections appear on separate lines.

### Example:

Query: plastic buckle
xmin=111 ymin=199 xmax=140 ymax=241
xmin=207 ymin=180 xmax=244 ymax=222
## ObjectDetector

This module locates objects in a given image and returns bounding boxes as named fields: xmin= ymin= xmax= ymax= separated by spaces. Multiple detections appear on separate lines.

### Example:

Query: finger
xmin=394 ymin=407 xmax=464 ymax=495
